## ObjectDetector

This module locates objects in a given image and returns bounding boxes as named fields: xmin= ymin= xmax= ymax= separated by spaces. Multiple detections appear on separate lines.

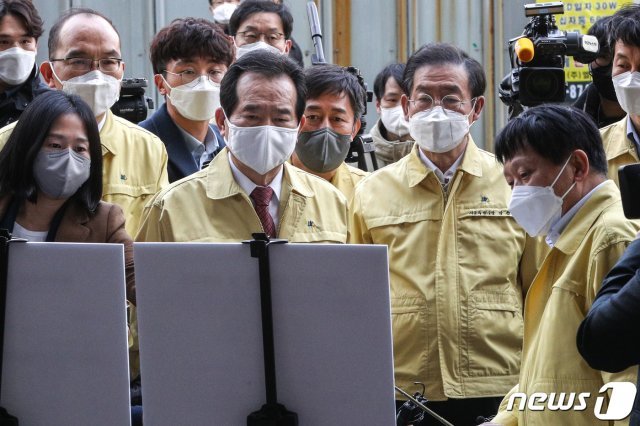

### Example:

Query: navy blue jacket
xmin=139 ymin=103 xmax=225 ymax=183
xmin=578 ymin=238 xmax=640 ymax=426
xmin=0 ymin=66 xmax=50 ymax=127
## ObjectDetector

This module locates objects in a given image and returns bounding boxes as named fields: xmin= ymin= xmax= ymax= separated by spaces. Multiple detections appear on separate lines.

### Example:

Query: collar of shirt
xmin=97 ymin=113 xmax=107 ymax=132
xmin=545 ymin=180 xmax=608 ymax=247
xmin=177 ymin=125 xmax=219 ymax=169
xmin=417 ymin=148 xmax=464 ymax=185
xmin=627 ymin=115 xmax=640 ymax=156
xmin=227 ymin=152 xmax=283 ymax=228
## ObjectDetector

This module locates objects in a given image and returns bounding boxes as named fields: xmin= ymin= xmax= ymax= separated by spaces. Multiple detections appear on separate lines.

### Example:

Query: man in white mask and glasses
xmin=137 ymin=51 xmax=348 ymax=243
xmin=487 ymin=105 xmax=638 ymax=426
xmin=140 ymin=18 xmax=233 ymax=183
xmin=370 ymin=63 xmax=414 ymax=167
xmin=0 ymin=0 xmax=49 ymax=126
xmin=229 ymin=0 xmax=292 ymax=61
xmin=0 ymin=8 xmax=168 ymax=237
xmin=601 ymin=4 xmax=640 ymax=187
xmin=349 ymin=43 xmax=529 ymax=425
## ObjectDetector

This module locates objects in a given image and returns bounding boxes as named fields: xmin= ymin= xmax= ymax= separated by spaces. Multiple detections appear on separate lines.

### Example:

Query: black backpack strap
xmin=0 ymin=229 xmax=19 ymax=425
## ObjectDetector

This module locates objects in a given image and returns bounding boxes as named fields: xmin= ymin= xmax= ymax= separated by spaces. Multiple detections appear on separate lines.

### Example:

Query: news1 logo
xmin=506 ymin=382 xmax=637 ymax=420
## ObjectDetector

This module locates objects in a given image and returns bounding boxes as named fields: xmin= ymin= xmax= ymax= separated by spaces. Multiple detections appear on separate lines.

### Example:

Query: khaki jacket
xmin=349 ymin=141 xmax=527 ymax=399
xmin=136 ymin=148 xmax=348 ymax=243
xmin=0 ymin=111 xmax=169 ymax=236
xmin=330 ymin=162 xmax=368 ymax=202
xmin=370 ymin=119 xmax=414 ymax=167
xmin=493 ymin=181 xmax=639 ymax=426
xmin=601 ymin=116 xmax=639 ymax=187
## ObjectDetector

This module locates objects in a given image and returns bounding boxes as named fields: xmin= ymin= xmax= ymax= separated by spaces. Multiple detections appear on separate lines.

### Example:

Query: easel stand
xmin=0 ymin=230 xmax=20 ymax=425
xmin=244 ymin=233 xmax=298 ymax=426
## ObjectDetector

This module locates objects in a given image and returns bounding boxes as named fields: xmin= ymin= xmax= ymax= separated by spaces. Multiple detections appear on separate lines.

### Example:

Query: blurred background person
xmin=0 ymin=0 xmax=49 ymax=127
xmin=370 ymin=63 xmax=414 ymax=167
xmin=290 ymin=64 xmax=367 ymax=201
xmin=140 ymin=18 xmax=233 ymax=183
xmin=573 ymin=16 xmax=625 ymax=128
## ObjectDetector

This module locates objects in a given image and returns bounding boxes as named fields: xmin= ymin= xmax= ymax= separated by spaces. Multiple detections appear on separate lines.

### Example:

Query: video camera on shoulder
xmin=499 ymin=2 xmax=599 ymax=117
xmin=111 ymin=77 xmax=154 ymax=124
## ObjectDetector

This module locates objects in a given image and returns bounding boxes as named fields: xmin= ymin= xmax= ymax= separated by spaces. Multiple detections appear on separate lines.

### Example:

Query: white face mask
xmin=0 ymin=47 xmax=36 ymax=86
xmin=380 ymin=105 xmax=410 ymax=137
xmin=409 ymin=105 xmax=473 ymax=153
xmin=613 ymin=71 xmax=640 ymax=116
xmin=225 ymin=118 xmax=299 ymax=175
xmin=51 ymin=68 xmax=121 ymax=117
xmin=508 ymin=156 xmax=576 ymax=237
xmin=235 ymin=40 xmax=283 ymax=60
xmin=165 ymin=75 xmax=221 ymax=121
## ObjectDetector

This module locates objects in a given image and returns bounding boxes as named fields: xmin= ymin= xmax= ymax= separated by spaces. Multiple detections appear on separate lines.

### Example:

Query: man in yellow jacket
xmin=488 ymin=105 xmax=638 ymax=426
xmin=600 ymin=4 xmax=640 ymax=187
xmin=136 ymin=51 xmax=348 ymax=243
xmin=0 ymin=9 xmax=168 ymax=237
xmin=349 ymin=43 xmax=527 ymax=425
xmin=289 ymin=64 xmax=368 ymax=201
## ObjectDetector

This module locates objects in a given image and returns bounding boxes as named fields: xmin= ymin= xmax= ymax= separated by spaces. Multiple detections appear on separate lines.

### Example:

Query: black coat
xmin=0 ymin=66 xmax=50 ymax=127
xmin=577 ymin=238 xmax=640 ymax=426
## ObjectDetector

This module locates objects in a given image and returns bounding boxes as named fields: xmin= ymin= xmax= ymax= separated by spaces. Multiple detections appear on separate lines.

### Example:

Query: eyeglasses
xmin=235 ymin=30 xmax=285 ymax=46
xmin=49 ymin=57 xmax=123 ymax=73
xmin=408 ymin=94 xmax=476 ymax=115
xmin=163 ymin=70 xmax=222 ymax=86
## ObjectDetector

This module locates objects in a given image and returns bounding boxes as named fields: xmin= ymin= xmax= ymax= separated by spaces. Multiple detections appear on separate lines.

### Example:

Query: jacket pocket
xmin=465 ymin=291 xmax=523 ymax=377
xmin=391 ymin=299 xmax=428 ymax=384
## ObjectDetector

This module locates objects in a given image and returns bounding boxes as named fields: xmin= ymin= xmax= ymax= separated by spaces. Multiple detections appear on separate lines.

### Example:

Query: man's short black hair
xmin=48 ymin=8 xmax=120 ymax=59
xmin=0 ymin=0 xmax=43 ymax=40
xmin=373 ymin=63 xmax=405 ymax=101
xmin=228 ymin=0 xmax=293 ymax=40
xmin=609 ymin=4 xmax=640 ymax=50
xmin=220 ymin=50 xmax=306 ymax=121
xmin=403 ymin=43 xmax=486 ymax=99
xmin=304 ymin=64 xmax=365 ymax=121
xmin=150 ymin=18 xmax=234 ymax=75
xmin=495 ymin=105 xmax=608 ymax=176
xmin=0 ymin=90 xmax=103 ymax=212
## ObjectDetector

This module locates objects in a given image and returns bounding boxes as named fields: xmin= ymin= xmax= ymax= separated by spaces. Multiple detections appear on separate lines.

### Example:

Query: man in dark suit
xmin=139 ymin=18 xmax=234 ymax=183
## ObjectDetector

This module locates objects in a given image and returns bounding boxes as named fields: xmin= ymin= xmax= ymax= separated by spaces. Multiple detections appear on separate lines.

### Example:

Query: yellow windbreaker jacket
xmin=136 ymin=148 xmax=348 ymax=243
xmin=493 ymin=180 xmax=639 ymax=426
xmin=601 ymin=116 xmax=639 ymax=187
xmin=330 ymin=162 xmax=368 ymax=202
xmin=349 ymin=141 xmax=527 ymax=400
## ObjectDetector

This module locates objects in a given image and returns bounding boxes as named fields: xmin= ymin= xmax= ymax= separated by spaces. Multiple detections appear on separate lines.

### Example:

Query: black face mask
xmin=590 ymin=63 xmax=618 ymax=102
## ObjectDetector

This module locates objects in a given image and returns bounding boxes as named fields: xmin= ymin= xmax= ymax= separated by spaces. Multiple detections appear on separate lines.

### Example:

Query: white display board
xmin=135 ymin=242 xmax=396 ymax=425
xmin=1 ymin=242 xmax=131 ymax=426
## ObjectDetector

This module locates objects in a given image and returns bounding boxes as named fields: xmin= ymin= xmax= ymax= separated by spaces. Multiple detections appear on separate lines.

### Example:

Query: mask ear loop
xmin=550 ymin=155 xmax=577 ymax=199
xmin=48 ymin=61 xmax=65 ymax=86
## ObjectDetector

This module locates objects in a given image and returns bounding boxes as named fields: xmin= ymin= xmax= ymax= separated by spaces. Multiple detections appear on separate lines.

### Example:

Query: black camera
xmin=499 ymin=2 xmax=599 ymax=116
xmin=111 ymin=78 xmax=154 ymax=124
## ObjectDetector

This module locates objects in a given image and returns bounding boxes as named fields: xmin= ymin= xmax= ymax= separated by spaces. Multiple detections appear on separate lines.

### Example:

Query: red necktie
xmin=250 ymin=186 xmax=276 ymax=238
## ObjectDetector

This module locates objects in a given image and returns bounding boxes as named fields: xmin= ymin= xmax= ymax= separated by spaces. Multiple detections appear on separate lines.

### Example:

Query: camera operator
xmin=0 ymin=0 xmax=49 ymax=127
xmin=370 ymin=63 xmax=415 ymax=167
xmin=349 ymin=43 xmax=528 ymax=425
xmin=289 ymin=64 xmax=368 ymax=201
xmin=601 ymin=4 xmax=640 ymax=187
xmin=573 ymin=16 xmax=626 ymax=128
xmin=139 ymin=18 xmax=233 ymax=183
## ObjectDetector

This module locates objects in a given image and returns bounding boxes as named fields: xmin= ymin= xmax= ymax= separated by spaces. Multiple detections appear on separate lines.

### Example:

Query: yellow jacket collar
xmin=406 ymin=136 xmax=483 ymax=187
xmin=604 ymin=116 xmax=638 ymax=161
xmin=99 ymin=110 xmax=117 ymax=156
xmin=553 ymin=180 xmax=620 ymax=255
xmin=205 ymin=148 xmax=315 ymax=200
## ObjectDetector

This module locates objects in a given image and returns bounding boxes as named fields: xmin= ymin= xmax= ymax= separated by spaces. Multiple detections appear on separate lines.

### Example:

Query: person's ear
xmin=297 ymin=115 xmax=306 ymax=133
xmin=284 ymin=39 xmax=292 ymax=54
xmin=215 ymin=108 xmax=227 ymax=137
xmin=375 ymin=99 xmax=381 ymax=115
xmin=401 ymin=94 xmax=410 ymax=121
xmin=571 ymin=149 xmax=590 ymax=182
xmin=40 ymin=61 xmax=57 ymax=89
xmin=351 ymin=118 xmax=362 ymax=139
xmin=154 ymin=74 xmax=168 ymax=96
xmin=470 ymin=96 xmax=485 ymax=122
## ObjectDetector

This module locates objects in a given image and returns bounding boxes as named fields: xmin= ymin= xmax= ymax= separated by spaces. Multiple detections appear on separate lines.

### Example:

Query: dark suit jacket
xmin=139 ymin=103 xmax=225 ymax=183
xmin=0 ymin=66 xmax=50 ymax=127
xmin=0 ymin=196 xmax=136 ymax=305
xmin=577 ymin=238 xmax=640 ymax=426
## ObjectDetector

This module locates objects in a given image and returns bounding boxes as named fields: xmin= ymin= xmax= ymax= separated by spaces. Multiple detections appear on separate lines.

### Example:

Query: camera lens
xmin=518 ymin=67 xmax=565 ymax=105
